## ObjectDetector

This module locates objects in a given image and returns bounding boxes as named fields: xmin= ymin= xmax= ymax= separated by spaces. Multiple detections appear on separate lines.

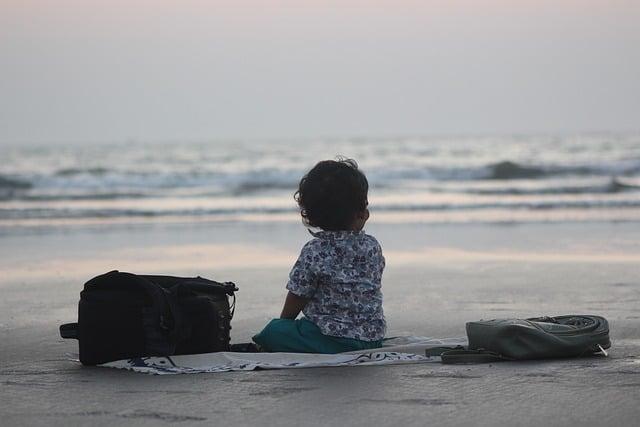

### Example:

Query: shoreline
xmin=2 ymin=206 xmax=640 ymax=231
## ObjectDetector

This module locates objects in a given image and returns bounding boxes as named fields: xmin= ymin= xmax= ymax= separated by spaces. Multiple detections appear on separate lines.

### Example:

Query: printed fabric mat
xmin=97 ymin=337 xmax=469 ymax=375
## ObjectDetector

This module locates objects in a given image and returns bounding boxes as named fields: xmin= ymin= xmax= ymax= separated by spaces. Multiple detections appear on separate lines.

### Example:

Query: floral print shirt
xmin=286 ymin=230 xmax=386 ymax=341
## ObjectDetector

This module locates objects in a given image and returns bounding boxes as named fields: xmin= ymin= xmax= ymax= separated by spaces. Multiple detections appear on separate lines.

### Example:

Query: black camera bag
xmin=59 ymin=270 xmax=238 ymax=365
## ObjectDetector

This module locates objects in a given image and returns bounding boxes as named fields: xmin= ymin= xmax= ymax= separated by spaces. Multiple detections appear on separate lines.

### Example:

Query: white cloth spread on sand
xmin=99 ymin=337 xmax=467 ymax=375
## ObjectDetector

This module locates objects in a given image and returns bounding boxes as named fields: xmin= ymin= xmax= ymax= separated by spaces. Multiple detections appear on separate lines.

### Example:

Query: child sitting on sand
xmin=252 ymin=158 xmax=386 ymax=353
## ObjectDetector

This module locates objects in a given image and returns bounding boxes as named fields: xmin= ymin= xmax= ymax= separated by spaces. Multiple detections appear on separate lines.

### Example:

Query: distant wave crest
xmin=479 ymin=161 xmax=639 ymax=181
xmin=55 ymin=167 xmax=110 ymax=176
xmin=466 ymin=178 xmax=640 ymax=195
xmin=486 ymin=161 xmax=547 ymax=179
xmin=0 ymin=174 xmax=32 ymax=190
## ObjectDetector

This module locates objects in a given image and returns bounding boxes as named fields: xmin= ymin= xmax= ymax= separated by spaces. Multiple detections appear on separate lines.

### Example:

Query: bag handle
xmin=60 ymin=323 xmax=78 ymax=339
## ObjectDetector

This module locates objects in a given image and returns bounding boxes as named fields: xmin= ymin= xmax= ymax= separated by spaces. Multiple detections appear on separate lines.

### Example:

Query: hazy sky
xmin=1 ymin=0 xmax=639 ymax=144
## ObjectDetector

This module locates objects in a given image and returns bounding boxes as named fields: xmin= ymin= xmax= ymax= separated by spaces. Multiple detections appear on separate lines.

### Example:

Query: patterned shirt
xmin=286 ymin=230 xmax=386 ymax=341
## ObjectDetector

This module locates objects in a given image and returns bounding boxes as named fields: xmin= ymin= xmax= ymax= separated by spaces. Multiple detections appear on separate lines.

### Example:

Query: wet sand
xmin=2 ymin=221 xmax=639 ymax=426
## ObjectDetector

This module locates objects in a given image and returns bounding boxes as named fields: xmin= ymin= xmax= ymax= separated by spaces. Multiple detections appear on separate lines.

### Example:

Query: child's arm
xmin=280 ymin=291 xmax=309 ymax=319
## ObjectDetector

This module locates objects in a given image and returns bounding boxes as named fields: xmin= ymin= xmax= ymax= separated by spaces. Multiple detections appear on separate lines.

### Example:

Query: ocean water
xmin=1 ymin=134 xmax=640 ymax=228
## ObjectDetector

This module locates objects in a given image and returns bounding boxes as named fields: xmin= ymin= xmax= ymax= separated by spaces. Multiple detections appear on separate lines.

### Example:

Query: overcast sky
xmin=1 ymin=0 xmax=639 ymax=144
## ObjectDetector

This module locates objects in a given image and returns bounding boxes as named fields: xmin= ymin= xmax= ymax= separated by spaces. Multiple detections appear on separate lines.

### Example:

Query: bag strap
xmin=441 ymin=349 xmax=513 ymax=364
xmin=423 ymin=346 xmax=466 ymax=357
xmin=181 ymin=277 xmax=238 ymax=296
xmin=140 ymin=274 xmax=238 ymax=296
xmin=149 ymin=275 xmax=238 ymax=320
xmin=98 ymin=271 xmax=182 ymax=343
xmin=229 ymin=293 xmax=236 ymax=319
xmin=112 ymin=272 xmax=170 ymax=312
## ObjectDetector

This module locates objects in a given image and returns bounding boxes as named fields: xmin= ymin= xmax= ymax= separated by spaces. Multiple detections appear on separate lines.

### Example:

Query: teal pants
xmin=252 ymin=318 xmax=383 ymax=354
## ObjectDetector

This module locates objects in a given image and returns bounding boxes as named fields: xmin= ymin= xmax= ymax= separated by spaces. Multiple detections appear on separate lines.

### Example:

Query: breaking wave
xmin=3 ymin=198 xmax=640 ymax=221
xmin=2 ymin=136 xmax=639 ymax=224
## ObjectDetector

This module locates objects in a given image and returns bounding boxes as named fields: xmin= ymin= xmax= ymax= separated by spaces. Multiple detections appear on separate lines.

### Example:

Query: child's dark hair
xmin=294 ymin=158 xmax=369 ymax=231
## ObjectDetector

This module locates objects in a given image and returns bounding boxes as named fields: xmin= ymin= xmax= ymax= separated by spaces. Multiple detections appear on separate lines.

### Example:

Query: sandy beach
xmin=2 ymin=220 xmax=639 ymax=426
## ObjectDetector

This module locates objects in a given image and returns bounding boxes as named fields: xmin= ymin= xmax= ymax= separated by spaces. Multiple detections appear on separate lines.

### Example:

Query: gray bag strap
xmin=441 ymin=349 xmax=513 ymax=364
